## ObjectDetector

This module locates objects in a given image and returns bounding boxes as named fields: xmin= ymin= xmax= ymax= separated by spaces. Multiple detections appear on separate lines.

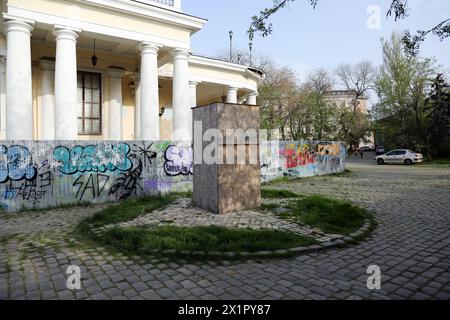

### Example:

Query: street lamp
xmin=249 ymin=41 xmax=253 ymax=67
xmin=229 ymin=30 xmax=233 ymax=62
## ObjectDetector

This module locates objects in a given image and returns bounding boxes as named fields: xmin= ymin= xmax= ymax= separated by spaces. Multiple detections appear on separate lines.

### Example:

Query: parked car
xmin=375 ymin=149 xmax=424 ymax=165
xmin=375 ymin=146 xmax=385 ymax=155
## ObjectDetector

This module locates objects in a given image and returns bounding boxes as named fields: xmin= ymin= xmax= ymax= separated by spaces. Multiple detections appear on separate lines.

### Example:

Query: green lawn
xmin=99 ymin=225 xmax=318 ymax=255
xmin=82 ymin=194 xmax=180 ymax=229
xmin=76 ymin=193 xmax=319 ymax=259
xmin=286 ymin=195 xmax=367 ymax=235
xmin=261 ymin=189 xmax=300 ymax=199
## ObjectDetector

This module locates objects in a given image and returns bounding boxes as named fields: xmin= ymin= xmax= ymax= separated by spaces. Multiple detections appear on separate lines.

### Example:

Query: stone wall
xmin=0 ymin=140 xmax=346 ymax=212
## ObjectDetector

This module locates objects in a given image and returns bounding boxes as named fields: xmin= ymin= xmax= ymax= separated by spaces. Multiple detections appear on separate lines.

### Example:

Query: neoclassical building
xmin=0 ymin=0 xmax=263 ymax=141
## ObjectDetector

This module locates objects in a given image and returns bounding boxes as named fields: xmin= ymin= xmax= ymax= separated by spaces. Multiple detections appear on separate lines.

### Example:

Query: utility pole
xmin=249 ymin=41 xmax=253 ymax=67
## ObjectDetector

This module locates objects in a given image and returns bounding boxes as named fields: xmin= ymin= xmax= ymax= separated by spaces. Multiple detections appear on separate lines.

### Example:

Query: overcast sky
xmin=184 ymin=0 xmax=450 ymax=84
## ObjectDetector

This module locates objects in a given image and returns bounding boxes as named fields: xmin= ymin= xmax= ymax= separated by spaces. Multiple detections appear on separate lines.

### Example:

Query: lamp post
xmin=229 ymin=30 xmax=233 ymax=62
xmin=249 ymin=41 xmax=253 ymax=67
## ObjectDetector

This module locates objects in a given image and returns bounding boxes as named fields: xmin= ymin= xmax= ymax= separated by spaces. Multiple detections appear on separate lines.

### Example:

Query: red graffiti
xmin=280 ymin=147 xmax=315 ymax=168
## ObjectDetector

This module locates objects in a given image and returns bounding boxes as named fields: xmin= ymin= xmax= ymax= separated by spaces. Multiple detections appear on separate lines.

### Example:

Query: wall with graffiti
xmin=260 ymin=141 xmax=346 ymax=182
xmin=0 ymin=140 xmax=345 ymax=212
xmin=0 ymin=141 xmax=193 ymax=211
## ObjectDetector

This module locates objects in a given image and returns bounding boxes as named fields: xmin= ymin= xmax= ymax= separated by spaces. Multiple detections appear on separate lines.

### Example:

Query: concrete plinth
xmin=192 ymin=103 xmax=261 ymax=214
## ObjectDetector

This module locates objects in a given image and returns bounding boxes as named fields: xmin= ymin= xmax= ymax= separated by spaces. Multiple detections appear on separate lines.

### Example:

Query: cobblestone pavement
xmin=100 ymin=198 xmax=343 ymax=243
xmin=1 ymin=163 xmax=449 ymax=300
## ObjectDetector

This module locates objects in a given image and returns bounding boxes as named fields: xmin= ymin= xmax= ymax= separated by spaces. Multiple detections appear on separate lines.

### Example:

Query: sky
xmin=184 ymin=0 xmax=450 ymax=85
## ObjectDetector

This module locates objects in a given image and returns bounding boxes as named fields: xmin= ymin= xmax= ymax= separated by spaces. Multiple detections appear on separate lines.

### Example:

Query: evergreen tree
xmin=427 ymin=74 xmax=450 ymax=158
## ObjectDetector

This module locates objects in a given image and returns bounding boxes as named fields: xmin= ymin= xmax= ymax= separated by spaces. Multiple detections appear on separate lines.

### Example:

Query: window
xmin=397 ymin=151 xmax=406 ymax=155
xmin=77 ymin=71 xmax=102 ymax=135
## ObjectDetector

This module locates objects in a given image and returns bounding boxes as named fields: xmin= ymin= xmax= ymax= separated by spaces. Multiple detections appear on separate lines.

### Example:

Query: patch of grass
xmin=260 ymin=203 xmax=280 ymax=211
xmin=99 ymin=225 xmax=318 ymax=255
xmin=261 ymin=189 xmax=300 ymax=199
xmin=263 ymin=169 xmax=352 ymax=186
xmin=262 ymin=176 xmax=294 ymax=185
xmin=288 ymin=195 xmax=367 ymax=235
xmin=5 ymin=259 xmax=11 ymax=273
xmin=421 ymin=158 xmax=450 ymax=166
xmin=81 ymin=194 xmax=179 ymax=229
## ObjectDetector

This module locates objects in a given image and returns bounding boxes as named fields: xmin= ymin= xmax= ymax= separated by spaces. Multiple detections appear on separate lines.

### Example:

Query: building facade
xmin=324 ymin=90 xmax=367 ymax=114
xmin=325 ymin=90 xmax=375 ymax=149
xmin=0 ymin=0 xmax=263 ymax=141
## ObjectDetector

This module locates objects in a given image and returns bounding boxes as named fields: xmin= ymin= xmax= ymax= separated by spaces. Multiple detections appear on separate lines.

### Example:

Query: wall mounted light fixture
xmin=91 ymin=38 xmax=98 ymax=67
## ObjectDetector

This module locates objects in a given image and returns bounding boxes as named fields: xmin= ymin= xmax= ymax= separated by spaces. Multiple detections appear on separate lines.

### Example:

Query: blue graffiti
xmin=2 ymin=190 xmax=15 ymax=199
xmin=53 ymin=143 xmax=133 ymax=175
xmin=0 ymin=145 xmax=37 ymax=183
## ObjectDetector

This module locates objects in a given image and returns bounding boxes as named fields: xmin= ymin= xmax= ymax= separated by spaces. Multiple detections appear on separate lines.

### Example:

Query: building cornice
xmin=190 ymin=55 xmax=265 ymax=84
xmin=79 ymin=0 xmax=207 ymax=33
xmin=190 ymin=55 xmax=248 ymax=73
xmin=5 ymin=7 xmax=191 ymax=50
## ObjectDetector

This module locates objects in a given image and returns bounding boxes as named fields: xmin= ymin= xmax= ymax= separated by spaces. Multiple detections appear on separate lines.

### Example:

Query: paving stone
xmin=1 ymin=163 xmax=449 ymax=301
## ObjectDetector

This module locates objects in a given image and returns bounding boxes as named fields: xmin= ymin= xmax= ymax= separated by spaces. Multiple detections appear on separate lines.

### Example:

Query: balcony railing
xmin=133 ymin=0 xmax=182 ymax=11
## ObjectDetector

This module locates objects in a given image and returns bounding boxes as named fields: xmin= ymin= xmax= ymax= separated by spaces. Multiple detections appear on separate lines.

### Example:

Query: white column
xmin=107 ymin=68 xmax=125 ymax=140
xmin=54 ymin=25 xmax=80 ymax=140
xmin=39 ymin=58 xmax=55 ymax=140
xmin=247 ymin=91 xmax=258 ymax=105
xmin=131 ymin=72 xmax=141 ymax=140
xmin=172 ymin=49 xmax=190 ymax=141
xmin=139 ymin=42 xmax=160 ymax=140
xmin=0 ymin=57 xmax=6 ymax=139
xmin=4 ymin=18 xmax=34 ymax=140
xmin=226 ymin=86 xmax=238 ymax=104
xmin=188 ymin=80 xmax=199 ymax=141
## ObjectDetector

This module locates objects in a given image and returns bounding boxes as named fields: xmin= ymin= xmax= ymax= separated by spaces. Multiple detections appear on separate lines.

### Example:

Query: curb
xmin=91 ymin=218 xmax=374 ymax=260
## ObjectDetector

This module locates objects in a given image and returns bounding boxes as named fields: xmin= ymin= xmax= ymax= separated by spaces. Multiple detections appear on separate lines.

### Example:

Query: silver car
xmin=375 ymin=149 xmax=424 ymax=165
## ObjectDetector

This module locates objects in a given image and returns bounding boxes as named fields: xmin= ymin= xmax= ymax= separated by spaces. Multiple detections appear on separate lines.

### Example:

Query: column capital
xmin=53 ymin=25 xmax=80 ymax=42
xmin=171 ymin=48 xmax=191 ymax=60
xmin=139 ymin=42 xmax=161 ymax=55
xmin=39 ymin=57 xmax=55 ymax=71
xmin=107 ymin=66 xmax=127 ymax=78
xmin=4 ymin=16 xmax=34 ymax=36
xmin=247 ymin=91 xmax=258 ymax=105
xmin=226 ymin=86 xmax=239 ymax=92
xmin=189 ymin=80 xmax=200 ymax=87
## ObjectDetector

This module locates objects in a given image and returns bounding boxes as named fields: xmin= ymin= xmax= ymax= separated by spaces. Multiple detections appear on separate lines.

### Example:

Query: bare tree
xmin=304 ymin=69 xmax=336 ymax=140
xmin=335 ymin=61 xmax=376 ymax=149
xmin=306 ymin=68 xmax=334 ymax=93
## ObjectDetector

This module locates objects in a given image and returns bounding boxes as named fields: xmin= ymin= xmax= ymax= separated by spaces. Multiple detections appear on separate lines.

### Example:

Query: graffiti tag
xmin=0 ymin=145 xmax=37 ymax=183
xmin=164 ymin=145 xmax=193 ymax=176
xmin=53 ymin=143 xmax=133 ymax=175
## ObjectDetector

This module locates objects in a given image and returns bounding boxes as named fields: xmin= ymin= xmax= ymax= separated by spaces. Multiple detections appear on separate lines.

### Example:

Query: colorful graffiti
xmin=260 ymin=141 xmax=346 ymax=182
xmin=0 ymin=141 xmax=193 ymax=211
xmin=0 ymin=140 xmax=345 ymax=212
